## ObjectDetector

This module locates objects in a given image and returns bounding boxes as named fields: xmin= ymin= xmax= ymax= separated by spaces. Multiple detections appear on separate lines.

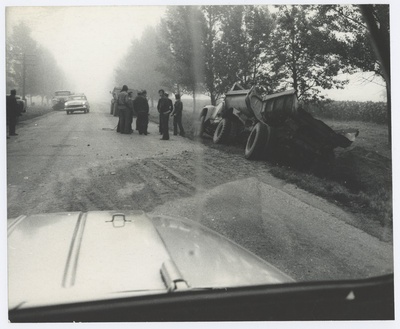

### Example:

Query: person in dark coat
xmin=117 ymin=85 xmax=131 ymax=134
xmin=157 ymin=89 xmax=165 ymax=134
xmin=165 ymin=92 xmax=173 ymax=115
xmin=134 ymin=90 xmax=149 ymax=135
xmin=7 ymin=89 xmax=19 ymax=137
xmin=127 ymin=91 xmax=134 ymax=133
xmin=171 ymin=93 xmax=185 ymax=137
xmin=158 ymin=91 xmax=172 ymax=140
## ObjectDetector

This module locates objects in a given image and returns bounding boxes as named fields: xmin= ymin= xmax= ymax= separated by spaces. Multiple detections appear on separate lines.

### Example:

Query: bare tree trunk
xmin=210 ymin=92 xmax=216 ymax=106
xmin=192 ymin=91 xmax=196 ymax=115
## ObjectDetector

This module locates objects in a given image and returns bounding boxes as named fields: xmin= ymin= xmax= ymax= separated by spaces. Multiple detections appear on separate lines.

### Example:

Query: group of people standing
xmin=157 ymin=89 xmax=185 ymax=140
xmin=116 ymin=85 xmax=185 ymax=140
xmin=117 ymin=85 xmax=149 ymax=135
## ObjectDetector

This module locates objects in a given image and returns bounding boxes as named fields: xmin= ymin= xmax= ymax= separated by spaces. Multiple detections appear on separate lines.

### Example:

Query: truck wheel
xmin=228 ymin=120 xmax=240 ymax=143
xmin=263 ymin=126 xmax=277 ymax=160
xmin=194 ymin=115 xmax=206 ymax=138
xmin=245 ymin=122 xmax=269 ymax=160
xmin=213 ymin=118 xmax=231 ymax=144
xmin=199 ymin=115 xmax=206 ymax=137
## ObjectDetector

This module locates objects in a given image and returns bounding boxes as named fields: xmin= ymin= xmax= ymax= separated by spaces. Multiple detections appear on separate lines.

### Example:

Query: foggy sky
xmin=5 ymin=5 xmax=387 ymax=103
xmin=6 ymin=6 xmax=166 ymax=102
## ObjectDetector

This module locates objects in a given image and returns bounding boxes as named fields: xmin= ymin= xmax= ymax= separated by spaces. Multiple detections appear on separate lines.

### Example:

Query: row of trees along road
xmin=116 ymin=4 xmax=389 ymax=140
xmin=6 ymin=22 xmax=68 ymax=105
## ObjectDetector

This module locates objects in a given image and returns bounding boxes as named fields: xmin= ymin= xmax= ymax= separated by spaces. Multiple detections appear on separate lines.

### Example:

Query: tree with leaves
xmin=115 ymin=26 xmax=165 ymax=107
xmin=7 ymin=22 xmax=68 ymax=104
xmin=6 ymin=22 xmax=38 ymax=97
xmin=268 ymin=5 xmax=354 ymax=101
xmin=201 ymin=5 xmax=223 ymax=105
xmin=157 ymin=6 xmax=206 ymax=108
xmin=318 ymin=4 xmax=390 ymax=144
xmin=214 ymin=5 xmax=276 ymax=96
xmin=35 ymin=46 xmax=68 ymax=105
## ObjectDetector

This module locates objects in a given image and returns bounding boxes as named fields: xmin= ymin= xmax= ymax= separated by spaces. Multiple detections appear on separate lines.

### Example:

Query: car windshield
xmin=69 ymin=96 xmax=86 ymax=100
xmin=54 ymin=91 xmax=71 ymax=96
xmin=5 ymin=2 xmax=395 ymax=324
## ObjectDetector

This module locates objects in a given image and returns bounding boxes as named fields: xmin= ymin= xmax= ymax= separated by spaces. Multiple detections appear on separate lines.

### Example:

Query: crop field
xmin=306 ymin=100 xmax=387 ymax=124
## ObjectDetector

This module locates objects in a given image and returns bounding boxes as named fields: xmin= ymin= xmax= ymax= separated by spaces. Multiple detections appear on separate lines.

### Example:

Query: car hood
xmin=8 ymin=211 xmax=293 ymax=309
xmin=65 ymin=100 xmax=86 ymax=106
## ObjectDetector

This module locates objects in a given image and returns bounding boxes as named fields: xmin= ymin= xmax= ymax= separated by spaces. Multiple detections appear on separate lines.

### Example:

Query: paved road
xmin=7 ymin=104 xmax=393 ymax=282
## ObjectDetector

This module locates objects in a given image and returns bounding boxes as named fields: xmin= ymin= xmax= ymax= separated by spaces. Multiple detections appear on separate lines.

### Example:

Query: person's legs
xmin=143 ymin=114 xmax=149 ymax=135
xmin=124 ymin=109 xmax=131 ymax=133
xmin=177 ymin=114 xmax=185 ymax=136
xmin=137 ymin=115 xmax=142 ymax=134
xmin=173 ymin=116 xmax=178 ymax=135
xmin=138 ymin=113 xmax=146 ymax=134
xmin=129 ymin=110 xmax=133 ymax=133
xmin=9 ymin=115 xmax=17 ymax=135
xmin=119 ymin=109 xmax=127 ymax=133
xmin=159 ymin=113 xmax=163 ymax=134
xmin=161 ymin=114 xmax=169 ymax=140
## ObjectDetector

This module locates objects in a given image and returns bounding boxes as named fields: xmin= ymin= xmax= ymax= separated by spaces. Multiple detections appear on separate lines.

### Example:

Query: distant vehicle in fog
xmin=64 ymin=94 xmax=90 ymax=114
xmin=52 ymin=90 xmax=73 ymax=110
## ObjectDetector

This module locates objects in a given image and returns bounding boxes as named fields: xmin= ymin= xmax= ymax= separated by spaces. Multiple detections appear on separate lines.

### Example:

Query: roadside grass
xmin=149 ymin=102 xmax=392 ymax=230
xmin=268 ymin=119 xmax=392 ymax=230
xmin=17 ymin=105 xmax=54 ymax=123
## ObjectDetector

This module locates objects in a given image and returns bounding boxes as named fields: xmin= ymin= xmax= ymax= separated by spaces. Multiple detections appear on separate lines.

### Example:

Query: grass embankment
xmin=149 ymin=100 xmax=392 ymax=230
xmin=270 ymin=118 xmax=391 ymax=224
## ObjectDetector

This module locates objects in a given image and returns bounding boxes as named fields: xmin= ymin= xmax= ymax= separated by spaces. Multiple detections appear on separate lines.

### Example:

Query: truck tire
xmin=194 ymin=115 xmax=206 ymax=138
xmin=213 ymin=118 xmax=231 ymax=144
xmin=228 ymin=120 xmax=241 ymax=143
xmin=245 ymin=122 xmax=269 ymax=160
xmin=263 ymin=126 xmax=277 ymax=160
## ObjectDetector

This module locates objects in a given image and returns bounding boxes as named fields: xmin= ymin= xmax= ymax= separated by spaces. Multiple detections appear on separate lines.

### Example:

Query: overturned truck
xmin=197 ymin=84 xmax=358 ymax=162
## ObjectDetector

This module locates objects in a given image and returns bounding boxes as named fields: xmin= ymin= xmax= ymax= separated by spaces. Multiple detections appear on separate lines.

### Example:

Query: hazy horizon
xmin=6 ymin=5 xmax=387 ymax=103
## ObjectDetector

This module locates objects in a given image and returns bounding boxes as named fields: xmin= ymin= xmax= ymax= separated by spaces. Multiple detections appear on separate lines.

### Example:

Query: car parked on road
xmin=52 ymin=90 xmax=73 ymax=110
xmin=15 ymin=95 xmax=27 ymax=113
xmin=64 ymin=94 xmax=90 ymax=114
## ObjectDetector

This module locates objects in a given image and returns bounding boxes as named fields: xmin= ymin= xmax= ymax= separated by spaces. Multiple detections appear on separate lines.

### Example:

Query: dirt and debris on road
xmin=6 ymin=105 xmax=393 ymax=282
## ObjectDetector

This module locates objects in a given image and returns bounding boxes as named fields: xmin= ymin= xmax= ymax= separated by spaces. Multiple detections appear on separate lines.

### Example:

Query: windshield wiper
xmin=160 ymin=260 xmax=189 ymax=292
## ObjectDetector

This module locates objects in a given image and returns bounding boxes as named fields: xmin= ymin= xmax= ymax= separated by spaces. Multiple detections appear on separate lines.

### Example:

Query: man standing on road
xmin=117 ymin=85 xmax=131 ymax=134
xmin=7 ymin=89 xmax=19 ymax=137
xmin=171 ymin=93 xmax=185 ymax=137
xmin=165 ymin=93 xmax=173 ymax=115
xmin=158 ymin=91 xmax=172 ymax=140
xmin=134 ymin=90 xmax=150 ymax=135
xmin=127 ymin=91 xmax=135 ymax=133
xmin=157 ymin=89 xmax=165 ymax=135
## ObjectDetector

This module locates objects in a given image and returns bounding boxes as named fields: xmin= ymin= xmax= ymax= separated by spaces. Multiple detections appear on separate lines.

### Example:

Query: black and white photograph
xmin=2 ymin=0 xmax=398 ymax=326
